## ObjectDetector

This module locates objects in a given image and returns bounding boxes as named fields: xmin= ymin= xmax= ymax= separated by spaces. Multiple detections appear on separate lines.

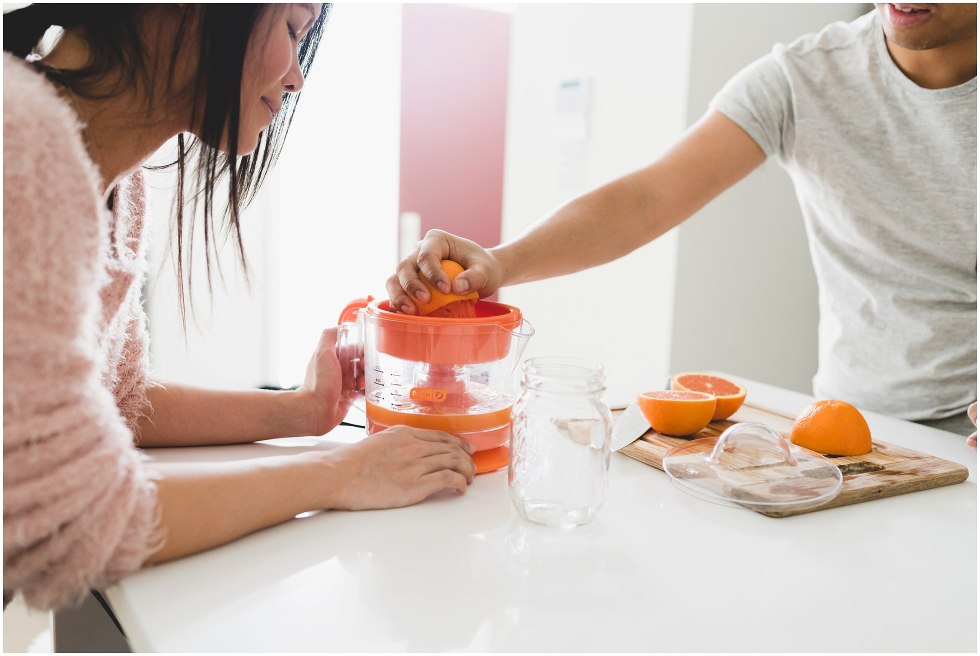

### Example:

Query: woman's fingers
xmin=413 ymin=469 xmax=469 ymax=502
xmin=418 ymin=450 xmax=476 ymax=483
xmin=409 ymin=428 xmax=474 ymax=453
xmin=331 ymin=426 xmax=478 ymax=509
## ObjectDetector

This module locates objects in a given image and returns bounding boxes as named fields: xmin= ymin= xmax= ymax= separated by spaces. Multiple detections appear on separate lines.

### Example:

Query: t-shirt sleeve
xmin=709 ymin=48 xmax=795 ymax=158
xmin=2 ymin=58 xmax=162 ymax=610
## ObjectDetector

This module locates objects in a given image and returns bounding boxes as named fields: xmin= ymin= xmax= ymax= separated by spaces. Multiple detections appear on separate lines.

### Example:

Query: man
xmin=388 ymin=4 xmax=977 ymax=441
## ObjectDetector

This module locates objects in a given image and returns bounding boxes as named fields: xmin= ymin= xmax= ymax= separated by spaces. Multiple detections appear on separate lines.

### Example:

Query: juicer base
xmin=472 ymin=446 xmax=509 ymax=474
xmin=364 ymin=417 xmax=510 ymax=475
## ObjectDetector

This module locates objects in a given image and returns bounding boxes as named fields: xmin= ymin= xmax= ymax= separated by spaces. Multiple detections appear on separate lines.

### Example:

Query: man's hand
xmin=387 ymin=229 xmax=503 ymax=315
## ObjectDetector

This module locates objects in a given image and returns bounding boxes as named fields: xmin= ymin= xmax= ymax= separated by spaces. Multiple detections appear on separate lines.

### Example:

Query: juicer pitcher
xmin=336 ymin=297 xmax=534 ymax=473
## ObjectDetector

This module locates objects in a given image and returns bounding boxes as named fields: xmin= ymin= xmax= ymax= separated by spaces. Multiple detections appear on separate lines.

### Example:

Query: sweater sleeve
xmin=109 ymin=172 xmax=153 ymax=438
xmin=2 ymin=56 xmax=163 ymax=610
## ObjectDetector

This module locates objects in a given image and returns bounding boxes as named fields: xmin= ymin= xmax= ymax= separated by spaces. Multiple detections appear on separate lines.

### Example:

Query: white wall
xmin=270 ymin=3 xmax=402 ymax=389
xmin=143 ymin=152 xmax=275 ymax=389
xmin=145 ymin=4 xmax=403 ymax=389
xmin=145 ymin=4 xmax=866 ymax=402
xmin=499 ymin=3 xmax=694 ymax=406
xmin=670 ymin=3 xmax=865 ymax=394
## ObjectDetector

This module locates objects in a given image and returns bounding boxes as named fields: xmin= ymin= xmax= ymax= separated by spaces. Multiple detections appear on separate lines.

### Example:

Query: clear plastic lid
xmin=662 ymin=421 xmax=843 ymax=513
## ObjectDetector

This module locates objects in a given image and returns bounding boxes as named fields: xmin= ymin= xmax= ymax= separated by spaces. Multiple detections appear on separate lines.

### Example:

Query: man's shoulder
xmin=773 ymin=11 xmax=877 ymax=66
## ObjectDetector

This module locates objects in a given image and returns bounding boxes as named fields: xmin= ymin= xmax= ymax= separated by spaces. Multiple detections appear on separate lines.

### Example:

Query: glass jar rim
xmin=522 ymin=356 xmax=606 ymax=393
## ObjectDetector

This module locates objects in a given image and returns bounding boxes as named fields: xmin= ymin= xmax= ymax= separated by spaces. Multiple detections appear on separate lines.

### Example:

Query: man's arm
xmin=388 ymin=110 xmax=767 ymax=308
xmin=492 ymin=110 xmax=768 ymax=286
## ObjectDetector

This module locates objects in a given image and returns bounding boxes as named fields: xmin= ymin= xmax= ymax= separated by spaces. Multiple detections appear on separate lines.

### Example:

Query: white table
xmin=104 ymin=377 xmax=977 ymax=652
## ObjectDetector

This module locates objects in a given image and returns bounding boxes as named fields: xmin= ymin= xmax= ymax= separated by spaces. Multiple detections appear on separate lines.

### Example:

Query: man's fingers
xmin=386 ymin=272 xmax=418 ymax=315
xmin=395 ymin=249 xmax=432 ymax=305
xmin=417 ymin=255 xmax=449 ymax=294
xmin=417 ymin=230 xmax=454 ymax=294
xmin=454 ymin=264 xmax=490 ymax=296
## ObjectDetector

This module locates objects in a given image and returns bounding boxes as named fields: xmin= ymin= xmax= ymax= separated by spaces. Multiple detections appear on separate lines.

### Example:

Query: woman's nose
xmin=283 ymin=58 xmax=305 ymax=94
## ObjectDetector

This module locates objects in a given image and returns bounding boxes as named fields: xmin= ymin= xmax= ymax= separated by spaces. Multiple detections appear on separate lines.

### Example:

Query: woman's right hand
xmin=386 ymin=229 xmax=504 ymax=315
xmin=325 ymin=426 xmax=477 ymax=509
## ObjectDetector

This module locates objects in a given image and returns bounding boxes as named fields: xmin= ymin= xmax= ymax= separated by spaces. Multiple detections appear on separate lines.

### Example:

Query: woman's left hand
xmin=294 ymin=327 xmax=354 ymax=436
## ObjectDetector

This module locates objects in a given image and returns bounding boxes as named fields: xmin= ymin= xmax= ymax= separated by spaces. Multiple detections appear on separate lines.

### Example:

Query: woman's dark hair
xmin=3 ymin=3 xmax=329 ymax=322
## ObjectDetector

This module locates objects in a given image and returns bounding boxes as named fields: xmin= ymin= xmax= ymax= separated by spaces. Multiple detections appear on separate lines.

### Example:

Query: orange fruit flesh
xmin=790 ymin=399 xmax=872 ymax=456
xmin=637 ymin=390 xmax=717 ymax=437
xmin=413 ymin=260 xmax=479 ymax=316
xmin=671 ymin=372 xmax=747 ymax=420
xmin=424 ymin=298 xmax=477 ymax=318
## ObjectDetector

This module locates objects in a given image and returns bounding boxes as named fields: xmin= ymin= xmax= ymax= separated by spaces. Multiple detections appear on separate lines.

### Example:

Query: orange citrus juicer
xmin=338 ymin=283 xmax=533 ymax=474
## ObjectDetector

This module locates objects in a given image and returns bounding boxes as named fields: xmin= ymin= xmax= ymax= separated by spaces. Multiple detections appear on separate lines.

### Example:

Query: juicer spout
xmin=505 ymin=318 xmax=535 ymax=369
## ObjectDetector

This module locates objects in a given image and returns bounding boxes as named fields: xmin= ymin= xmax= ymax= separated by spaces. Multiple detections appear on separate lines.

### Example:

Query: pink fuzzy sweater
xmin=3 ymin=54 xmax=162 ymax=610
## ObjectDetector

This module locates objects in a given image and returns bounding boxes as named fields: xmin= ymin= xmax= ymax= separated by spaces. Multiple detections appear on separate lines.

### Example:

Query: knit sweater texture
xmin=3 ymin=53 xmax=163 ymax=610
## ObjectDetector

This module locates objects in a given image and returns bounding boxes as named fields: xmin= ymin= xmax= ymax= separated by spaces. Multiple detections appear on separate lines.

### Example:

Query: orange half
xmin=413 ymin=260 xmax=479 ymax=316
xmin=637 ymin=390 xmax=716 ymax=437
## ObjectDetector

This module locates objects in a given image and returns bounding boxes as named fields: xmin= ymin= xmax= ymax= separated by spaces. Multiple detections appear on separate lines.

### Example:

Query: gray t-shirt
xmin=711 ymin=10 xmax=977 ymax=421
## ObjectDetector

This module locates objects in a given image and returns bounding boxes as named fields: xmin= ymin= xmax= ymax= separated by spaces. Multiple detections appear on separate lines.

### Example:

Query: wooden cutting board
xmin=617 ymin=403 xmax=970 ymax=517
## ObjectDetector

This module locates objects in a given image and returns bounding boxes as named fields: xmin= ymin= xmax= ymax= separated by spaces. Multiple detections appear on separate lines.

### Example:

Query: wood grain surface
xmin=617 ymin=403 xmax=970 ymax=517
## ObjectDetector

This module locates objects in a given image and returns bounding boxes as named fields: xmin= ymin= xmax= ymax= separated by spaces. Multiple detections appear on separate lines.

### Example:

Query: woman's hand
xmin=387 ymin=229 xmax=504 ymax=315
xmin=293 ymin=327 xmax=354 ymax=436
xmin=325 ymin=427 xmax=477 ymax=509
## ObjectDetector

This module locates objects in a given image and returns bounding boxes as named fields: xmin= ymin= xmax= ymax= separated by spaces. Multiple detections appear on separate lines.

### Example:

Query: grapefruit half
xmin=671 ymin=372 xmax=746 ymax=421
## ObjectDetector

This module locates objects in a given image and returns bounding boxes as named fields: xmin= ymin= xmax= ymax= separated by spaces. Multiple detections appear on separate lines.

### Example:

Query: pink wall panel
xmin=399 ymin=4 xmax=511 ymax=255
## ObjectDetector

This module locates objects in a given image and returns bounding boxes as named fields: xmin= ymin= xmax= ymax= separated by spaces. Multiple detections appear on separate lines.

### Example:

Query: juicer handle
xmin=706 ymin=421 xmax=798 ymax=467
xmin=337 ymin=297 xmax=371 ymax=414
xmin=335 ymin=323 xmax=364 ymax=403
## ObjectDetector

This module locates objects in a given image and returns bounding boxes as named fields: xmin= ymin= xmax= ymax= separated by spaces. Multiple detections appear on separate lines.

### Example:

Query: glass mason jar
xmin=509 ymin=357 xmax=612 ymax=528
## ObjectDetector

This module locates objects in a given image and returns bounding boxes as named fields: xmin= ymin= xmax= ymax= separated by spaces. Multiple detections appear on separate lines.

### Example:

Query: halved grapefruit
xmin=670 ymin=372 xmax=746 ymax=421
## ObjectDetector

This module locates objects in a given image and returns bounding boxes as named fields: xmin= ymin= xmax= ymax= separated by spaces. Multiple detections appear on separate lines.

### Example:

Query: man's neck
xmin=884 ymin=33 xmax=978 ymax=89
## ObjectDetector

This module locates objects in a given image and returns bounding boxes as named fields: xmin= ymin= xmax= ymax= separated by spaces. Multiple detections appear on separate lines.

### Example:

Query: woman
xmin=3 ymin=3 xmax=475 ymax=611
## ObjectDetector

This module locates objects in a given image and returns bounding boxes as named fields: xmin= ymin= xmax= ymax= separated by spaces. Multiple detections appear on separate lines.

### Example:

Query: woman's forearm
xmin=144 ymin=450 xmax=337 ymax=564
xmin=143 ymin=426 xmax=479 ymax=565
xmin=136 ymin=383 xmax=315 ymax=447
